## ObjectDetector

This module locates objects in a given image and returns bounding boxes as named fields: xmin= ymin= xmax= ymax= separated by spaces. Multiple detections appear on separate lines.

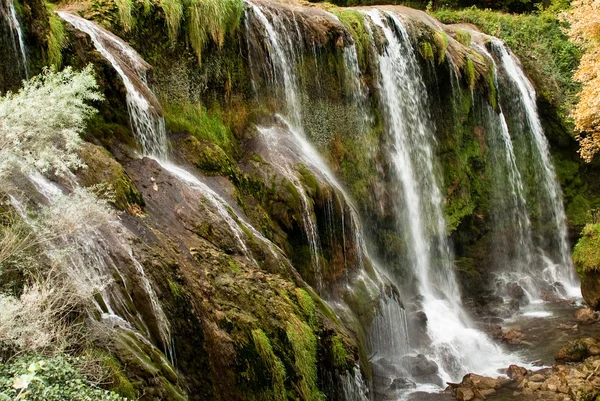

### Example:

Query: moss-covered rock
xmin=77 ymin=142 xmax=144 ymax=213
xmin=574 ymin=224 xmax=600 ymax=310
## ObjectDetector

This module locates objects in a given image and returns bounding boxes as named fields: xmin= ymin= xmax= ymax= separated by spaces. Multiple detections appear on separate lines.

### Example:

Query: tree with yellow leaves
xmin=566 ymin=0 xmax=600 ymax=161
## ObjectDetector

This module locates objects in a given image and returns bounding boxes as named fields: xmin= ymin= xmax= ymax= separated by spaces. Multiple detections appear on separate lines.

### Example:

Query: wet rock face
xmin=506 ymin=282 xmax=529 ymax=306
xmin=371 ymin=357 xmax=420 ymax=400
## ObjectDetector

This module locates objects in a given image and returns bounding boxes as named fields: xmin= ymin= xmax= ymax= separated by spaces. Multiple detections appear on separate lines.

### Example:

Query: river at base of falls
xmin=403 ymin=299 xmax=589 ymax=401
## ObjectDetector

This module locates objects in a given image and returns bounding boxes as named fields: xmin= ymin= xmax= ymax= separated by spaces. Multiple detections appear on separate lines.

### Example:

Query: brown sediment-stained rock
xmin=574 ymin=308 xmax=599 ymax=325
xmin=455 ymin=387 xmax=474 ymax=401
xmin=556 ymin=340 xmax=589 ymax=362
xmin=507 ymin=365 xmax=528 ymax=381
xmin=529 ymin=374 xmax=546 ymax=382
xmin=502 ymin=329 xmax=525 ymax=345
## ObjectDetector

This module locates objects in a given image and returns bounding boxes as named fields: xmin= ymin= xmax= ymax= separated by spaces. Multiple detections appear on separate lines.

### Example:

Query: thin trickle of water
xmin=58 ymin=12 xmax=168 ymax=160
xmin=340 ymin=365 xmax=370 ymax=401
xmin=9 ymin=172 xmax=173 ymax=359
xmin=370 ymin=295 xmax=411 ymax=359
xmin=365 ymin=10 xmax=511 ymax=383
xmin=491 ymin=40 xmax=580 ymax=297
xmin=342 ymin=44 xmax=371 ymax=129
xmin=256 ymin=122 xmax=324 ymax=289
xmin=246 ymin=2 xmax=303 ymax=128
xmin=157 ymin=161 xmax=257 ymax=261
xmin=1 ymin=0 xmax=28 ymax=76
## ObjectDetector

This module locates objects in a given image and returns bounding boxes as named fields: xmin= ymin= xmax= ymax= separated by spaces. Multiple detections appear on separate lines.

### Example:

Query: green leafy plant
xmin=0 ymin=355 xmax=128 ymax=401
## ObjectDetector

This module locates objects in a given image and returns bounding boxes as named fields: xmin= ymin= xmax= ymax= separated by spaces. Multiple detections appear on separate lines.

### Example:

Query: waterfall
xmin=490 ymin=40 xmax=580 ymax=298
xmin=58 ymin=12 xmax=168 ymax=160
xmin=473 ymin=44 xmax=539 ymax=301
xmin=245 ymin=2 xmax=350 ymax=287
xmin=365 ymin=10 xmax=511 ymax=383
xmin=1 ymin=0 xmax=28 ymax=77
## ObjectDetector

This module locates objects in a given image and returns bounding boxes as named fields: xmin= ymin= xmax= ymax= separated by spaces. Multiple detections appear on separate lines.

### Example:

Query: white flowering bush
xmin=0 ymin=67 xmax=111 ymax=354
xmin=0 ymin=65 xmax=102 ymax=177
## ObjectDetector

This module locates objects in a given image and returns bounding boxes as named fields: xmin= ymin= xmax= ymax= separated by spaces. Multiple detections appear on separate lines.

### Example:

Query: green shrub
xmin=573 ymin=223 xmax=600 ymax=274
xmin=187 ymin=0 xmax=244 ymax=63
xmin=0 ymin=355 xmax=128 ymax=400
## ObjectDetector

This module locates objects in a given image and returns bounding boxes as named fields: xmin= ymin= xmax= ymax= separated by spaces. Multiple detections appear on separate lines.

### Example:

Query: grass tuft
xmin=187 ymin=0 xmax=244 ymax=63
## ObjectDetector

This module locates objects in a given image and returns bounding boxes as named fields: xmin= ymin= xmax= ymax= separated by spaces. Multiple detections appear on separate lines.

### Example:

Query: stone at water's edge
xmin=574 ymin=308 xmax=599 ymax=325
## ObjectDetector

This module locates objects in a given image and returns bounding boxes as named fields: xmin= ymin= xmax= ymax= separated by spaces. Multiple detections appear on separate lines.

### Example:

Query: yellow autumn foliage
xmin=566 ymin=0 xmax=600 ymax=161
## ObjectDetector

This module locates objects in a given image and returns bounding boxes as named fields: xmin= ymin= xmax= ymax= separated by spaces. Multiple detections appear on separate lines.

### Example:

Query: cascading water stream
xmin=246 ymin=2 xmax=302 ymax=128
xmin=490 ymin=40 xmax=580 ymax=297
xmin=1 ymin=0 xmax=27 ymax=76
xmin=58 ymin=11 xmax=283 ymax=267
xmin=58 ymin=12 xmax=167 ymax=160
xmin=8 ymin=170 xmax=173 ymax=359
xmin=473 ymin=43 xmax=539 ymax=301
xmin=365 ymin=10 xmax=512 ymax=383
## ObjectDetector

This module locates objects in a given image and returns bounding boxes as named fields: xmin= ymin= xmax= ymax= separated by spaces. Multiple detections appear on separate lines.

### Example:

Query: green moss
xmin=46 ymin=3 xmax=66 ymax=68
xmin=165 ymin=102 xmax=238 ymax=155
xmin=567 ymin=195 xmax=593 ymax=228
xmin=331 ymin=335 xmax=348 ymax=370
xmin=455 ymin=29 xmax=472 ymax=47
xmin=229 ymin=259 xmax=241 ymax=273
xmin=330 ymin=8 xmax=370 ymax=69
xmin=298 ymin=165 xmax=319 ymax=196
xmin=77 ymin=143 xmax=144 ymax=213
xmin=285 ymin=315 xmax=324 ymax=401
xmin=295 ymin=288 xmax=316 ymax=327
xmin=466 ymin=58 xmax=476 ymax=89
xmin=486 ymin=65 xmax=498 ymax=110
xmin=420 ymin=41 xmax=435 ymax=62
xmin=573 ymin=223 xmax=600 ymax=274
xmin=93 ymin=351 xmax=138 ymax=399
xmin=433 ymin=31 xmax=448 ymax=64
xmin=251 ymin=329 xmax=287 ymax=401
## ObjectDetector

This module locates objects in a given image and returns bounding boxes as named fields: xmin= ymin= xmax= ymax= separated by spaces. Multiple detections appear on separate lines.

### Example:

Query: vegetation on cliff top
xmin=434 ymin=4 xmax=580 ymax=123
xmin=564 ymin=0 xmax=600 ymax=162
